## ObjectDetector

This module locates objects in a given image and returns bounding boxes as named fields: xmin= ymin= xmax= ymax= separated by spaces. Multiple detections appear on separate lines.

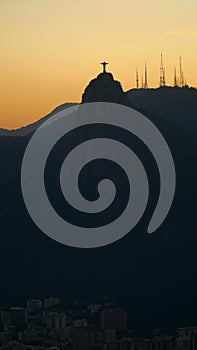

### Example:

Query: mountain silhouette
xmin=127 ymin=86 xmax=197 ymax=136
xmin=1 ymin=87 xmax=197 ymax=138
xmin=0 ymin=81 xmax=197 ymax=332
xmin=82 ymin=71 xmax=130 ymax=106
xmin=0 ymin=103 xmax=78 ymax=137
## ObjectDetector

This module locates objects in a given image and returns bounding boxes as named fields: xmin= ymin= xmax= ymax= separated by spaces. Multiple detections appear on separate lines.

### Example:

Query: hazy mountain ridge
xmin=0 ymin=103 xmax=78 ymax=137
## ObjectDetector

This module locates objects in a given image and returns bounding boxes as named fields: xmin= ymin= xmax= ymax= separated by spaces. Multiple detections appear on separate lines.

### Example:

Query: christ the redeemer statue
xmin=100 ymin=61 xmax=108 ymax=73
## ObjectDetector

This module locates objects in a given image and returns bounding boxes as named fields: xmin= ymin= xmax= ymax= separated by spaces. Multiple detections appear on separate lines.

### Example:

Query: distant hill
xmin=126 ymin=86 xmax=197 ymax=136
xmin=0 ymin=103 xmax=78 ymax=137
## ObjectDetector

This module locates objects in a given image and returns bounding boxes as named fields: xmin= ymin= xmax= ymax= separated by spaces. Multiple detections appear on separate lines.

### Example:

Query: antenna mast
xmin=160 ymin=52 xmax=166 ymax=86
xmin=141 ymin=74 xmax=144 ymax=88
xmin=174 ymin=66 xmax=177 ymax=87
xmin=144 ymin=62 xmax=148 ymax=89
xmin=179 ymin=56 xmax=184 ymax=87
xmin=136 ymin=68 xmax=139 ymax=89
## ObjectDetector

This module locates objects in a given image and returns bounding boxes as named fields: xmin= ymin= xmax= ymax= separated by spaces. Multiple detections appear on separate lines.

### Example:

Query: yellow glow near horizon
xmin=0 ymin=0 xmax=197 ymax=129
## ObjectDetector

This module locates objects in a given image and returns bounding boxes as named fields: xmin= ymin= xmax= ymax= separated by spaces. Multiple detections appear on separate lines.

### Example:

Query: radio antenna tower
xmin=179 ymin=56 xmax=184 ymax=87
xmin=136 ymin=68 xmax=139 ymax=89
xmin=174 ymin=66 xmax=177 ymax=87
xmin=141 ymin=74 xmax=144 ymax=88
xmin=160 ymin=52 xmax=166 ymax=86
xmin=144 ymin=62 xmax=148 ymax=89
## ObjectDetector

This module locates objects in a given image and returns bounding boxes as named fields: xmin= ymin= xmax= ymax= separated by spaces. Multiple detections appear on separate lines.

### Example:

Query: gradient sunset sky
xmin=1 ymin=0 xmax=197 ymax=129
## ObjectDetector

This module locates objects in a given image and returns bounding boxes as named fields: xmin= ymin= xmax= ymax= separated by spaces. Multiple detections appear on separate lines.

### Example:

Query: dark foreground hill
xmin=0 ymin=99 xmax=197 ymax=332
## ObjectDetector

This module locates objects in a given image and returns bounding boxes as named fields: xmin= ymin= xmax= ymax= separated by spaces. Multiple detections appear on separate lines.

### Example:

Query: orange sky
xmin=0 ymin=0 xmax=197 ymax=129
